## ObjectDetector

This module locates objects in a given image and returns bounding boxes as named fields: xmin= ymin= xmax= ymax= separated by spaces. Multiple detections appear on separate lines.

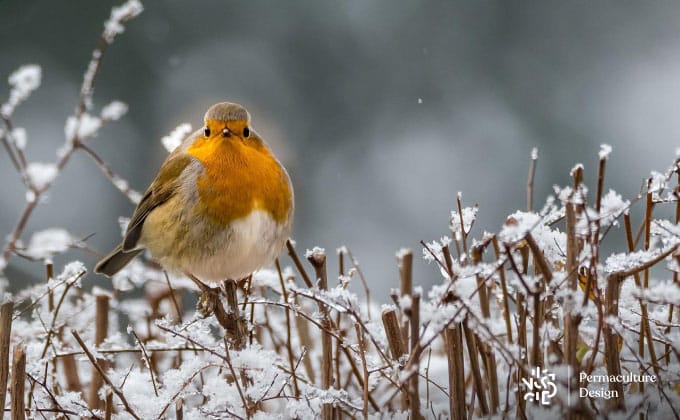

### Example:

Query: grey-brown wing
xmin=122 ymin=153 xmax=193 ymax=251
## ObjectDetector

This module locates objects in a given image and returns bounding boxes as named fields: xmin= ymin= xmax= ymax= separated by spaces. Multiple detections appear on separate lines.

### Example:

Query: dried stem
xmin=354 ymin=324 xmax=369 ymax=419
xmin=222 ymin=338 xmax=250 ymax=417
xmin=564 ymin=200 xmax=581 ymax=370
xmin=286 ymin=240 xmax=313 ymax=288
xmin=10 ymin=343 xmax=25 ymax=420
xmin=492 ymin=237 xmax=513 ymax=344
xmin=130 ymin=329 xmax=158 ymax=397
xmin=445 ymin=326 xmax=466 ymax=420
xmin=174 ymin=398 xmax=183 ymax=420
xmin=89 ymin=294 xmax=110 ymax=409
xmin=408 ymin=292 xmax=422 ymax=420
xmin=398 ymin=249 xmax=413 ymax=348
xmin=0 ymin=301 xmax=13 ymax=420
xmin=381 ymin=308 xmax=406 ymax=361
xmin=462 ymin=321 xmax=488 ymax=416
xmin=275 ymin=258 xmax=300 ymax=397
xmin=527 ymin=148 xmax=538 ymax=211
xmin=306 ymin=250 xmax=334 ymax=420
xmin=104 ymin=389 xmax=113 ymax=420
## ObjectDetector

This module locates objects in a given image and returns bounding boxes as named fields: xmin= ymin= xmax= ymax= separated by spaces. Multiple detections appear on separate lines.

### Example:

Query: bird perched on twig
xmin=95 ymin=102 xmax=294 ymax=311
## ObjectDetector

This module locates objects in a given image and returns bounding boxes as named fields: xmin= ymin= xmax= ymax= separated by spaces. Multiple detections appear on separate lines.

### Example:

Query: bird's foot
xmin=196 ymin=287 xmax=221 ymax=318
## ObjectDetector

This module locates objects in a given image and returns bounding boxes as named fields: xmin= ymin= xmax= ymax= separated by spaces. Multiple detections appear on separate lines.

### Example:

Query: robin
xmin=95 ymin=102 xmax=294 ymax=302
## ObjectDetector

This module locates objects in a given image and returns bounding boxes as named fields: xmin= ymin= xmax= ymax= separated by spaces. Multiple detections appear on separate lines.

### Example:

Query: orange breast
xmin=187 ymin=138 xmax=292 ymax=226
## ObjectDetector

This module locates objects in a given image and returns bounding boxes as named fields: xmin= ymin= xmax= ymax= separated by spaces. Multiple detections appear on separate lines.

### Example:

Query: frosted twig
xmin=130 ymin=329 xmax=159 ymax=397
xmin=1 ymin=0 xmax=143 ymax=269
xmin=71 ymin=330 xmax=141 ymax=420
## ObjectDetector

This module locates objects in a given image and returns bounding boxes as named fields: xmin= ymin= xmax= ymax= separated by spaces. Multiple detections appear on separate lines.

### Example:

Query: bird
xmin=95 ymin=102 xmax=294 ymax=302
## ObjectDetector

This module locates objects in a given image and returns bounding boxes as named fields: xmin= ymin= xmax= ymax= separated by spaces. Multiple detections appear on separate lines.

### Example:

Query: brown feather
xmin=94 ymin=245 xmax=143 ymax=277
xmin=122 ymin=153 xmax=193 ymax=251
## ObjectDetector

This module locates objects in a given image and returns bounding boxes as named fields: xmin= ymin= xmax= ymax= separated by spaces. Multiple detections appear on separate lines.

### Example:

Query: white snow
xmin=103 ymin=0 xmax=144 ymax=42
xmin=450 ymin=205 xmax=478 ymax=235
xmin=395 ymin=247 xmax=412 ymax=259
xmin=421 ymin=236 xmax=450 ymax=264
xmin=636 ymin=281 xmax=680 ymax=305
xmin=26 ymin=162 xmax=58 ymax=190
xmin=599 ymin=189 xmax=629 ymax=226
xmin=1 ymin=64 xmax=41 ymax=115
xmin=78 ymin=113 xmax=102 ymax=138
xmin=101 ymin=100 xmax=128 ymax=120
xmin=305 ymin=246 xmax=326 ymax=258
xmin=12 ymin=127 xmax=27 ymax=150
xmin=531 ymin=147 xmax=538 ymax=160
xmin=599 ymin=144 xmax=612 ymax=159
xmin=24 ymin=228 xmax=73 ymax=260
xmin=498 ymin=211 xmax=540 ymax=243
xmin=649 ymin=171 xmax=666 ymax=196
xmin=569 ymin=163 xmax=584 ymax=177
xmin=604 ymin=249 xmax=664 ymax=274
xmin=161 ymin=123 xmax=192 ymax=152
xmin=64 ymin=113 xmax=102 ymax=140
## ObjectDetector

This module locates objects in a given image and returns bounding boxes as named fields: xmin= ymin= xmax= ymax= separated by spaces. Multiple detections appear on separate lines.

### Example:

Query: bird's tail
xmin=94 ymin=244 xmax=143 ymax=277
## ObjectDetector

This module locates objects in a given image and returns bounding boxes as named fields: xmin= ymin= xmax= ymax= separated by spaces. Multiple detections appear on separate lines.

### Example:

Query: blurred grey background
xmin=1 ymin=1 xmax=678 ymax=297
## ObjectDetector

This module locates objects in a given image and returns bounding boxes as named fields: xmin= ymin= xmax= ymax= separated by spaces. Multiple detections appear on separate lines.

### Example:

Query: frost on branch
xmin=12 ymin=127 xmax=27 ymax=150
xmin=101 ymin=100 xmax=128 ymax=121
xmin=305 ymin=246 xmax=326 ymax=259
xmin=23 ymin=228 xmax=73 ymax=260
xmin=64 ymin=113 xmax=101 ymax=141
xmin=450 ymin=204 xmax=478 ymax=236
xmin=599 ymin=143 xmax=612 ymax=160
xmin=161 ymin=122 xmax=192 ymax=152
xmin=26 ymin=162 xmax=58 ymax=190
xmin=599 ymin=189 xmax=629 ymax=226
xmin=1 ymin=64 xmax=41 ymax=115
xmin=103 ymin=0 xmax=144 ymax=42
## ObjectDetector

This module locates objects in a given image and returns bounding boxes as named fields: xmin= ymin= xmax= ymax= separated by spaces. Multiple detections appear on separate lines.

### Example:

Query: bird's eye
xmin=243 ymin=127 xmax=250 ymax=138
xmin=203 ymin=127 xmax=210 ymax=137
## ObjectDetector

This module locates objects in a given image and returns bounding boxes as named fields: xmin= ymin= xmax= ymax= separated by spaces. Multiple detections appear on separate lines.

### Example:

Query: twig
xmin=104 ymin=389 xmax=113 ymax=420
xmin=275 ymin=258 xmax=300 ymax=397
xmin=71 ymin=330 xmax=141 ymax=420
xmin=0 ymin=301 xmax=13 ymax=420
xmin=26 ymin=373 xmax=74 ymax=420
xmin=492 ymin=237 xmax=513 ymax=344
xmin=381 ymin=308 xmax=406 ymax=361
xmin=306 ymin=250 xmax=334 ymax=420
xmin=445 ymin=326 xmax=466 ymax=420
xmin=163 ymin=271 xmax=183 ymax=324
xmin=222 ymin=338 xmax=250 ymax=417
xmin=462 ymin=322 xmax=488 ymax=416
xmin=408 ymin=292 xmax=423 ymax=420
xmin=398 ymin=249 xmax=413 ymax=352
xmin=130 ymin=329 xmax=158 ymax=397
xmin=527 ymin=147 xmax=538 ymax=211
xmin=354 ymin=324 xmax=369 ymax=420
xmin=10 ymin=343 xmax=25 ymax=420
xmin=76 ymin=141 xmax=139 ymax=203
xmin=344 ymin=247 xmax=371 ymax=320
xmin=89 ymin=294 xmax=110 ymax=409
xmin=175 ymin=398 xmax=183 ymax=420
xmin=286 ymin=240 xmax=313 ymax=288
xmin=1 ymin=2 xmax=142 ymax=267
